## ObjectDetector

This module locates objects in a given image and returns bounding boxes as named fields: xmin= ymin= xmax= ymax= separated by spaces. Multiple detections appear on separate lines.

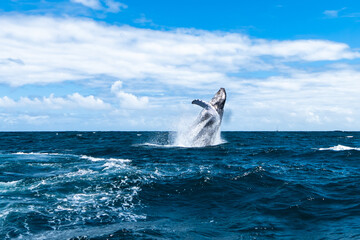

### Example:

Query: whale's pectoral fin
xmin=192 ymin=99 xmax=212 ymax=110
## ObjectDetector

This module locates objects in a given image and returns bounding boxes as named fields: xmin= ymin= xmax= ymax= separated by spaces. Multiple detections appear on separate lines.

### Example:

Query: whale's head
xmin=210 ymin=88 xmax=226 ymax=117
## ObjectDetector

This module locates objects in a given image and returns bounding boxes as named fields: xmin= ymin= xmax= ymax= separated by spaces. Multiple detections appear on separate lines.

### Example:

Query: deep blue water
xmin=1 ymin=131 xmax=360 ymax=239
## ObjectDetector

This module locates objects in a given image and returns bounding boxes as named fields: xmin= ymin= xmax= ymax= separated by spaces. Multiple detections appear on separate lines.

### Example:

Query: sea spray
xmin=172 ymin=115 xmax=223 ymax=147
xmin=141 ymin=116 xmax=224 ymax=148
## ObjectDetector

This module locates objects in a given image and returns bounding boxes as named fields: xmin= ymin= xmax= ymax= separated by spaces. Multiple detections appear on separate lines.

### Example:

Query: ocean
xmin=0 ymin=131 xmax=360 ymax=239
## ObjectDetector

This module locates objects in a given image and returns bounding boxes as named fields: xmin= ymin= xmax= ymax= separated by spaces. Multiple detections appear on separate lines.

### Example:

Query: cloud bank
xmin=1 ymin=15 xmax=358 ymax=88
xmin=0 ymin=93 xmax=110 ymax=110
xmin=71 ymin=0 xmax=127 ymax=12
xmin=0 ymin=15 xmax=360 ymax=130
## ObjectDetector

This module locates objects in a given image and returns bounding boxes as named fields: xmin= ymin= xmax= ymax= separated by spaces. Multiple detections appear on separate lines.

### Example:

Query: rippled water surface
xmin=1 ymin=131 xmax=360 ymax=239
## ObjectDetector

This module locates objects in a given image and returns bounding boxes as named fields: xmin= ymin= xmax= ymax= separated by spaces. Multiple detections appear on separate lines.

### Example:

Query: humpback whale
xmin=188 ymin=88 xmax=226 ymax=146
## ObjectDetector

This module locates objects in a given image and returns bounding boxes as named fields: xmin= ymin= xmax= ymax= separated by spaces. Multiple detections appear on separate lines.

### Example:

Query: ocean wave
xmin=137 ymin=141 xmax=226 ymax=148
xmin=7 ymin=164 xmax=146 ymax=238
xmin=3 ymin=131 xmax=360 ymax=239
xmin=137 ymin=143 xmax=179 ymax=148
xmin=12 ymin=221 xmax=148 ymax=240
xmin=11 ymin=152 xmax=78 ymax=159
xmin=11 ymin=153 xmax=132 ymax=166
xmin=80 ymin=155 xmax=106 ymax=161
xmin=0 ymin=180 xmax=20 ymax=187
xmin=318 ymin=145 xmax=360 ymax=151
xmin=108 ymin=158 xmax=132 ymax=163
xmin=0 ymin=180 xmax=21 ymax=193
xmin=80 ymin=155 xmax=132 ymax=171
xmin=13 ymin=152 xmax=63 ymax=155
xmin=102 ymin=161 xmax=130 ymax=170
xmin=64 ymin=169 xmax=97 ymax=178
xmin=80 ymin=155 xmax=131 ymax=162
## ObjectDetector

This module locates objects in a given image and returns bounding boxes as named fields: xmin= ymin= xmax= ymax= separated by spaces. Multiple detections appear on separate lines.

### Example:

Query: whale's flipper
xmin=192 ymin=99 xmax=212 ymax=110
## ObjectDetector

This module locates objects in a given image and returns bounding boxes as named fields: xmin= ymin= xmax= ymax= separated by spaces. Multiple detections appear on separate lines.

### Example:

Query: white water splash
xmin=319 ymin=145 xmax=360 ymax=151
xmin=171 ymin=115 xmax=224 ymax=148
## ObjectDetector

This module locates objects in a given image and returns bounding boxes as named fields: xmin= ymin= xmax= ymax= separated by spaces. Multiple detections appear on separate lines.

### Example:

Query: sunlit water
xmin=1 ymin=131 xmax=360 ymax=239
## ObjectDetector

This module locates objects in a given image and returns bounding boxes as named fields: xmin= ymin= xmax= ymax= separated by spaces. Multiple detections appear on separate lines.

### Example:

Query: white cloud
xmin=0 ymin=96 xmax=16 ymax=108
xmin=111 ymin=81 xmax=149 ymax=109
xmin=252 ymin=40 xmax=357 ymax=61
xmin=71 ymin=0 xmax=127 ymax=12
xmin=104 ymin=0 xmax=127 ymax=12
xmin=71 ymin=0 xmax=102 ymax=9
xmin=0 ymin=93 xmax=111 ymax=110
xmin=19 ymin=114 xmax=50 ymax=124
xmin=323 ymin=8 xmax=346 ymax=18
xmin=1 ymin=15 xmax=360 ymax=130
xmin=324 ymin=10 xmax=339 ymax=18
xmin=134 ymin=14 xmax=154 ymax=26
xmin=68 ymin=93 xmax=112 ymax=109
xmin=0 ymin=15 xmax=358 ymax=88
xmin=225 ymin=68 xmax=360 ymax=130
xmin=0 ymin=113 xmax=49 ymax=125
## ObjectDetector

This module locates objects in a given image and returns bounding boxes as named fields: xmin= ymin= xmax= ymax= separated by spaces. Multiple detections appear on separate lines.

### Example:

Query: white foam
xmin=0 ymin=180 xmax=19 ymax=187
xmin=65 ymin=169 xmax=96 ymax=178
xmin=102 ymin=162 xmax=125 ymax=170
xmin=108 ymin=158 xmax=131 ymax=163
xmin=102 ymin=158 xmax=132 ymax=170
xmin=12 ymin=152 xmax=76 ymax=158
xmin=13 ymin=152 xmax=62 ymax=155
xmin=0 ymin=209 xmax=13 ymax=219
xmin=29 ymin=179 xmax=47 ymax=190
xmin=80 ymin=155 xmax=131 ymax=164
xmin=64 ymin=179 xmax=142 ymax=218
xmin=13 ymin=221 xmax=148 ymax=240
xmin=80 ymin=155 xmax=106 ymax=161
xmin=137 ymin=143 xmax=178 ymax=148
xmin=138 ymin=142 xmax=221 ymax=148
xmin=0 ymin=180 xmax=24 ymax=194
xmin=319 ymin=144 xmax=360 ymax=151
xmin=0 ymin=180 xmax=21 ymax=193
xmin=55 ymin=205 xmax=74 ymax=212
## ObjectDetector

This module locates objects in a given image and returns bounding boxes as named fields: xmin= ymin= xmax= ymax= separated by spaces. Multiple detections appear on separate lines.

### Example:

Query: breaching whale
xmin=189 ymin=88 xmax=226 ymax=146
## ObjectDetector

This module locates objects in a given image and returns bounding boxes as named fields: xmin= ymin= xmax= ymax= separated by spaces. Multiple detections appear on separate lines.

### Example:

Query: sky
xmin=1 ymin=0 xmax=360 ymax=131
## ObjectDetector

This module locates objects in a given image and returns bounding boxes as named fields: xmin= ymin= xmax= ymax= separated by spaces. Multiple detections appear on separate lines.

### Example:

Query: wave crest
xmin=319 ymin=145 xmax=360 ymax=151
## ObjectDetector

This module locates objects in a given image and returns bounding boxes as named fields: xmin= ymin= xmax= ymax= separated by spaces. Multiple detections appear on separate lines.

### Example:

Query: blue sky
xmin=1 ymin=0 xmax=360 ymax=131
